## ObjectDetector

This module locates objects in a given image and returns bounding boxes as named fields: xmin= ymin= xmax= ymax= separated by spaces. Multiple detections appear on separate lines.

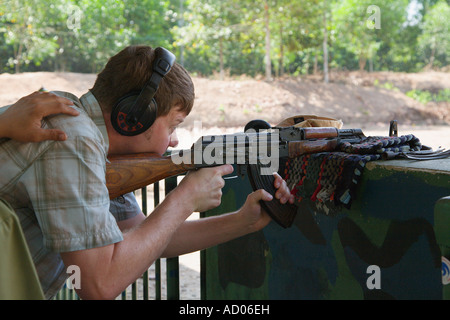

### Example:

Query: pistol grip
xmin=247 ymin=164 xmax=297 ymax=228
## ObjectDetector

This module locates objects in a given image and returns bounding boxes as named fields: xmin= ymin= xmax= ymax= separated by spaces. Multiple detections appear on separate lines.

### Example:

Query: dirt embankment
xmin=1 ymin=70 xmax=449 ymax=127
xmin=0 ymin=70 xmax=449 ymax=148
xmin=187 ymin=71 xmax=449 ymax=129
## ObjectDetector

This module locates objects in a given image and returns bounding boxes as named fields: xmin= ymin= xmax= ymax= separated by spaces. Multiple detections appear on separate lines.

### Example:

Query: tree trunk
xmin=219 ymin=37 xmax=224 ymax=80
xmin=264 ymin=0 xmax=272 ymax=81
xmin=428 ymin=37 xmax=436 ymax=68
xmin=323 ymin=0 xmax=329 ymax=83
xmin=178 ymin=0 xmax=185 ymax=66
xmin=359 ymin=57 xmax=367 ymax=71
xmin=279 ymin=23 xmax=284 ymax=77
xmin=15 ymin=42 xmax=23 ymax=74
xmin=314 ymin=53 xmax=318 ymax=75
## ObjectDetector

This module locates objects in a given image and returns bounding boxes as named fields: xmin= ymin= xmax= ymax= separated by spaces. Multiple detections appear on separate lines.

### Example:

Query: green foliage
xmin=417 ymin=0 xmax=450 ymax=67
xmin=0 ymin=0 xmax=61 ymax=72
xmin=373 ymin=79 xmax=400 ymax=91
xmin=406 ymin=88 xmax=450 ymax=104
xmin=333 ymin=0 xmax=410 ymax=71
xmin=0 ymin=0 xmax=448 ymax=76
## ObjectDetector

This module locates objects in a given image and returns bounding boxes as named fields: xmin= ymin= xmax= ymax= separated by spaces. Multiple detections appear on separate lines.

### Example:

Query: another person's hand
xmin=0 ymin=91 xmax=79 ymax=142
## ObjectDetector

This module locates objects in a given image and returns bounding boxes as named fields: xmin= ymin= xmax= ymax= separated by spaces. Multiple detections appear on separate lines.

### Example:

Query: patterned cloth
xmin=282 ymin=135 xmax=422 ymax=215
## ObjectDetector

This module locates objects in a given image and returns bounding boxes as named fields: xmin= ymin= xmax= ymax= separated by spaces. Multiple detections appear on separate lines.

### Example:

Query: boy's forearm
xmin=162 ymin=188 xmax=276 ymax=258
xmin=61 ymin=187 xmax=194 ymax=300
xmin=161 ymin=211 xmax=246 ymax=258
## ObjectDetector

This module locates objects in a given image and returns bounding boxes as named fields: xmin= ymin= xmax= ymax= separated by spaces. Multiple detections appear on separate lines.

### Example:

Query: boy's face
xmin=137 ymin=106 xmax=186 ymax=155
xmin=109 ymin=105 xmax=186 ymax=156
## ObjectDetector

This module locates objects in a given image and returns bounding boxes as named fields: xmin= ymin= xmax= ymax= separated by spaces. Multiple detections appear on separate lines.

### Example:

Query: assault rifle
xmin=106 ymin=125 xmax=365 ymax=228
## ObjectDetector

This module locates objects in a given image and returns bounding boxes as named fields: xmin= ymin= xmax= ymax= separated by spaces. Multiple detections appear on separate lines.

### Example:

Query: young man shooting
xmin=0 ymin=45 xmax=293 ymax=300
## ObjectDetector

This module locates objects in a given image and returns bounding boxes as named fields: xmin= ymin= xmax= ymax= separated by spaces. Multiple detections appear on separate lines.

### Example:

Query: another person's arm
xmin=0 ymin=91 xmax=79 ymax=142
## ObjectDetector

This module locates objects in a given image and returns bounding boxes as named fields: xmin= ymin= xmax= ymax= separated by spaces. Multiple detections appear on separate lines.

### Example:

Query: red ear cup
xmin=111 ymin=92 xmax=157 ymax=136
xmin=115 ymin=111 xmax=144 ymax=133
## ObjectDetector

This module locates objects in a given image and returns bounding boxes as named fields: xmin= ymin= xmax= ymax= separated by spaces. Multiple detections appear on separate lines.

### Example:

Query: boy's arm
xmin=60 ymin=167 xmax=292 ymax=300
xmin=60 ymin=186 xmax=193 ymax=300
xmin=161 ymin=173 xmax=293 ymax=257
xmin=60 ymin=165 xmax=233 ymax=300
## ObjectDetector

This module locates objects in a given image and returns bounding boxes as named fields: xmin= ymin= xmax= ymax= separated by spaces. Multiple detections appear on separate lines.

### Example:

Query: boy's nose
xmin=169 ymin=131 xmax=179 ymax=148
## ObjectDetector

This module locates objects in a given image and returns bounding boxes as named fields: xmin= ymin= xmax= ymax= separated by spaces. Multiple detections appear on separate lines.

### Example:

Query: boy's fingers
xmin=272 ymin=172 xmax=283 ymax=188
xmin=217 ymin=164 xmax=234 ymax=176
xmin=254 ymin=189 xmax=273 ymax=202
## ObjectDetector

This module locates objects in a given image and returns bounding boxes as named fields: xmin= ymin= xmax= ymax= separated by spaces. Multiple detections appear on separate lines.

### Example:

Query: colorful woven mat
xmin=282 ymin=134 xmax=421 ymax=215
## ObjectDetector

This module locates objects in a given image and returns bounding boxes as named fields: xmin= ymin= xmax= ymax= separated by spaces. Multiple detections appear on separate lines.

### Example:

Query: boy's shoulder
xmin=46 ymin=91 xmax=107 ymax=145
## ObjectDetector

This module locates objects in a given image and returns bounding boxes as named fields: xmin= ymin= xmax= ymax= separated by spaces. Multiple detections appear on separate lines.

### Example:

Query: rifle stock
xmin=106 ymin=153 xmax=196 ymax=199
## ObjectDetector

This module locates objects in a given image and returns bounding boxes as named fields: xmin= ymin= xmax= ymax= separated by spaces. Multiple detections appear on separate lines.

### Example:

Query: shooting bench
xmin=201 ymin=158 xmax=450 ymax=300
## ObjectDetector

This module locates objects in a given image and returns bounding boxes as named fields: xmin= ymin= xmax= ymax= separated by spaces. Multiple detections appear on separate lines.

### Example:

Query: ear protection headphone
xmin=111 ymin=47 xmax=176 ymax=136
